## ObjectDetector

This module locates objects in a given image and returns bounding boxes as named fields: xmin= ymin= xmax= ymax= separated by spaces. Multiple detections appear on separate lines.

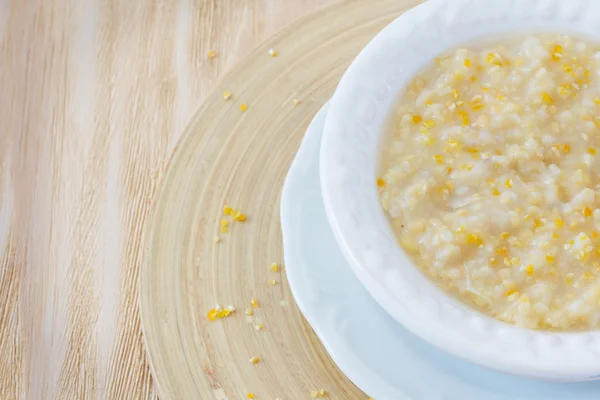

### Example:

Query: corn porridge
xmin=378 ymin=35 xmax=600 ymax=331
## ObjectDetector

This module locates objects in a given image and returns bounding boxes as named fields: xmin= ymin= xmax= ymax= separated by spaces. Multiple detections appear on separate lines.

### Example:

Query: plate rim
xmin=281 ymin=102 xmax=412 ymax=400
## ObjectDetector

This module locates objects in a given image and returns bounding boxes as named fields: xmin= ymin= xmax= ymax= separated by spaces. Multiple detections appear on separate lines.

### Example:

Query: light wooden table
xmin=0 ymin=1 xmax=334 ymax=398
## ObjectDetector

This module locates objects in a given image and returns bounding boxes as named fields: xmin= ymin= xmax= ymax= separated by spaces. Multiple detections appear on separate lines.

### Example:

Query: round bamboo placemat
xmin=140 ymin=0 xmax=421 ymax=398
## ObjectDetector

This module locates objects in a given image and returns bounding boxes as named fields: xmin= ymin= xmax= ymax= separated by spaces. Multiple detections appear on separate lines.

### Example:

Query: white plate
xmin=319 ymin=0 xmax=600 ymax=380
xmin=281 ymin=104 xmax=600 ymax=400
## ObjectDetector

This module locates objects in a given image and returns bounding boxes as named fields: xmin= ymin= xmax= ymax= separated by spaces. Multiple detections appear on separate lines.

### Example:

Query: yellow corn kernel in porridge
xmin=379 ymin=34 xmax=600 ymax=331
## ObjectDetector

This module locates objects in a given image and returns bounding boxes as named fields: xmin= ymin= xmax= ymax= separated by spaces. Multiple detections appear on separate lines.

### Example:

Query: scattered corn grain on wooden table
xmin=140 ymin=0 xmax=423 ymax=398
xmin=1 ymin=0 xmax=420 ymax=398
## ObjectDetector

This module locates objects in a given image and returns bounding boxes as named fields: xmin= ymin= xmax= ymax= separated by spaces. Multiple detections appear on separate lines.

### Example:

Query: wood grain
xmin=140 ymin=1 xmax=419 ymax=399
xmin=0 ymin=0 xmax=336 ymax=398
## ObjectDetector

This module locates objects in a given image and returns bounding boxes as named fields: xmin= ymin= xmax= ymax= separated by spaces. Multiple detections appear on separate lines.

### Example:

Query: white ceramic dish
xmin=282 ymin=103 xmax=600 ymax=400
xmin=320 ymin=0 xmax=600 ymax=381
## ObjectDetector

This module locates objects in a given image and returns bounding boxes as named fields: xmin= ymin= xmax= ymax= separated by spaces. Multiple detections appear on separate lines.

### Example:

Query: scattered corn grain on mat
xmin=139 ymin=0 xmax=421 ymax=398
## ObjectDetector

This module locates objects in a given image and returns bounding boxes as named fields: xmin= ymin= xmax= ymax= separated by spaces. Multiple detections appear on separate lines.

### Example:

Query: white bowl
xmin=320 ymin=0 xmax=600 ymax=382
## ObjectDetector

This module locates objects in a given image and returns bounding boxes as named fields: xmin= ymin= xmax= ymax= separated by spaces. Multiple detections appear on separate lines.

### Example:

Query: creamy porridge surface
xmin=379 ymin=35 xmax=600 ymax=331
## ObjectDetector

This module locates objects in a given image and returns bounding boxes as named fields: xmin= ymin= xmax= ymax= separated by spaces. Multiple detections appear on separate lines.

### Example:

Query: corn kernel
xmin=207 ymin=309 xmax=218 ymax=321
xmin=445 ymin=138 xmax=459 ymax=152
xmin=467 ymin=233 xmax=483 ymax=246
xmin=268 ymin=279 xmax=278 ymax=286
xmin=505 ymin=289 xmax=519 ymax=297
xmin=319 ymin=389 xmax=326 ymax=396
xmin=472 ymin=102 xmax=485 ymax=111
xmin=457 ymin=110 xmax=470 ymax=126
xmin=221 ymin=219 xmax=229 ymax=227
xmin=223 ymin=91 xmax=232 ymax=101
xmin=505 ymin=179 xmax=513 ymax=188
xmin=487 ymin=52 xmax=495 ymax=64
xmin=251 ymin=298 xmax=259 ymax=308
xmin=594 ymin=97 xmax=600 ymax=105
xmin=412 ymin=115 xmax=423 ymax=124
xmin=223 ymin=206 xmax=233 ymax=215
xmin=542 ymin=92 xmax=554 ymax=104
xmin=254 ymin=323 xmax=263 ymax=331
xmin=221 ymin=226 xmax=227 ymax=233
xmin=589 ymin=147 xmax=597 ymax=155
xmin=525 ymin=264 xmax=535 ymax=276
xmin=240 ymin=103 xmax=248 ymax=112
xmin=559 ymin=83 xmax=573 ymax=97
xmin=500 ymin=232 xmax=510 ymax=240
xmin=247 ymin=393 xmax=255 ymax=399
xmin=551 ymin=44 xmax=563 ymax=61
xmin=496 ymin=246 xmax=508 ymax=256
xmin=433 ymin=154 xmax=444 ymax=164
xmin=376 ymin=178 xmax=386 ymax=187
xmin=565 ymin=274 xmax=574 ymax=285
xmin=555 ymin=218 xmax=564 ymax=228
xmin=311 ymin=391 xmax=318 ymax=398
xmin=207 ymin=50 xmax=216 ymax=59
xmin=249 ymin=356 xmax=259 ymax=364
xmin=424 ymin=120 xmax=436 ymax=128
xmin=233 ymin=211 xmax=247 ymax=221
xmin=268 ymin=48 xmax=277 ymax=57
xmin=464 ymin=59 xmax=472 ymax=68
xmin=584 ymin=207 xmax=593 ymax=217
xmin=593 ymin=231 xmax=599 ymax=239
xmin=492 ymin=188 xmax=501 ymax=196
xmin=546 ymin=254 xmax=555 ymax=263
xmin=564 ymin=64 xmax=576 ymax=77
xmin=270 ymin=263 xmax=279 ymax=272
xmin=245 ymin=308 xmax=254 ymax=316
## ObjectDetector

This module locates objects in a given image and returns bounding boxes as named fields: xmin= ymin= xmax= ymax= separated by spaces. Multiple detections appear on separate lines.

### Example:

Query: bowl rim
xmin=320 ymin=0 xmax=600 ymax=381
